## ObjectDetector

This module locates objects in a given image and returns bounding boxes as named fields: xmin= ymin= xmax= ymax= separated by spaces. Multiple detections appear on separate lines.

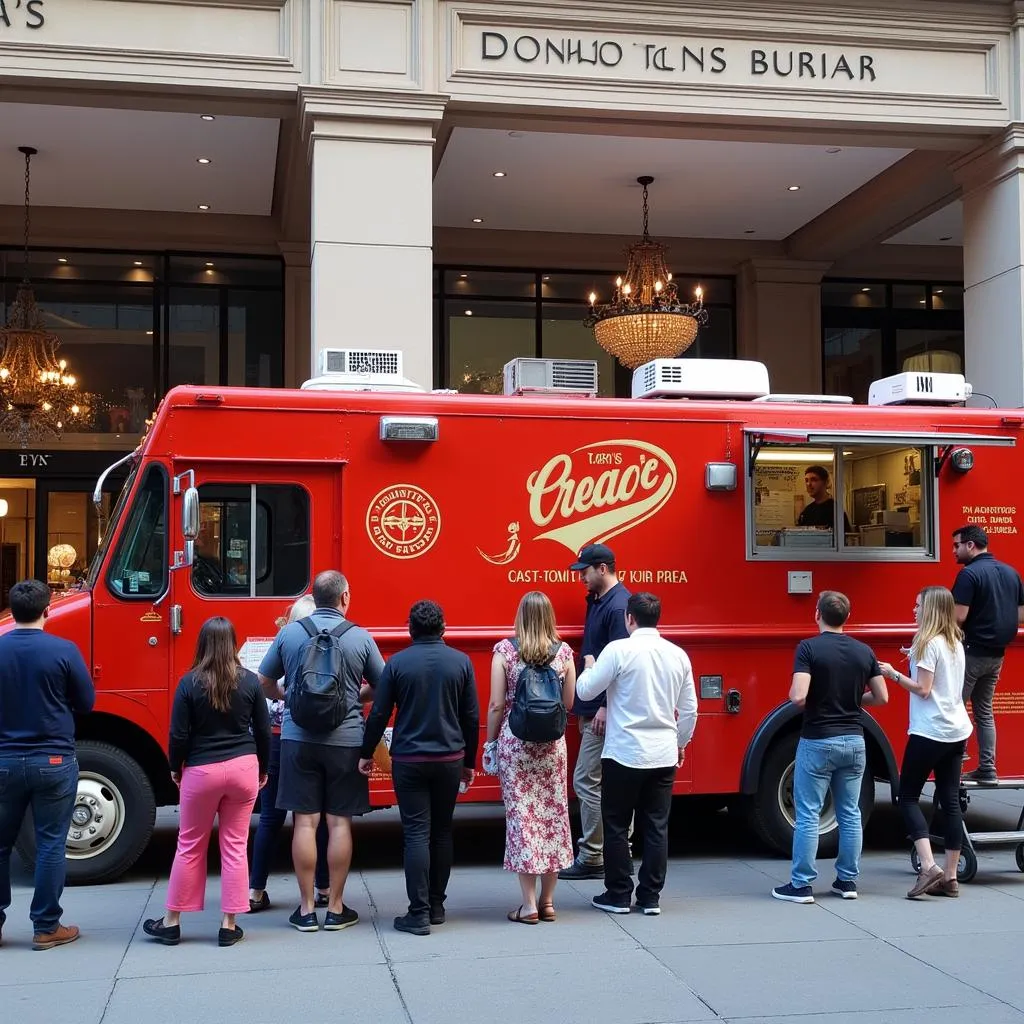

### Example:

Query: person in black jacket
xmin=143 ymin=617 xmax=270 ymax=947
xmin=359 ymin=600 xmax=479 ymax=936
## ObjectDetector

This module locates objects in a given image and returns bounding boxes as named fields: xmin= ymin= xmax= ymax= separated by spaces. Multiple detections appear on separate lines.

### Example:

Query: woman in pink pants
xmin=144 ymin=617 xmax=271 ymax=946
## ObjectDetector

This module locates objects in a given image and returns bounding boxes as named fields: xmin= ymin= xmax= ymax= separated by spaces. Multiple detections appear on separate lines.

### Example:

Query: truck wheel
xmin=15 ymin=741 xmax=157 ymax=885
xmin=748 ymin=733 xmax=875 ymax=857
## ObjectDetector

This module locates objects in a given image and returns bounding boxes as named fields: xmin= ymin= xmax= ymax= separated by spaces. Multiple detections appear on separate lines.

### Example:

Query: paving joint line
xmin=99 ymin=876 xmax=158 ymax=1022
xmin=361 ymin=871 xmax=415 ymax=1024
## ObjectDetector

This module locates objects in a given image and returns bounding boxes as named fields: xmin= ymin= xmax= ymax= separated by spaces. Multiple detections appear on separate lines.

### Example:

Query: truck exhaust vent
xmin=318 ymin=349 xmax=401 ymax=377
xmin=633 ymin=359 xmax=771 ymax=400
xmin=868 ymin=371 xmax=972 ymax=406
xmin=503 ymin=358 xmax=599 ymax=397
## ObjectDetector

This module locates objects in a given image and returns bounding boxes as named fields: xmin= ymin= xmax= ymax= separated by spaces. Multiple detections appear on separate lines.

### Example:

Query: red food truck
xmin=6 ymin=353 xmax=1022 ymax=884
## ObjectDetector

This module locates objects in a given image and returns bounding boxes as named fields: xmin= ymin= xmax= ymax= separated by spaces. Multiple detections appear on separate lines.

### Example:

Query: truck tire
xmin=748 ymin=732 xmax=875 ymax=857
xmin=15 ymin=741 xmax=157 ymax=885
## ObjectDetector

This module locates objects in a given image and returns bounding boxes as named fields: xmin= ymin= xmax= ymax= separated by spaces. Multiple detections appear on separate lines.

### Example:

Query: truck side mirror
xmin=182 ymin=486 xmax=200 ymax=542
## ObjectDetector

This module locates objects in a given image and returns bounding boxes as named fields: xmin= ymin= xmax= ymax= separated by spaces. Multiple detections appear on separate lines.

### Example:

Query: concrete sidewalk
xmin=4 ymin=791 xmax=1024 ymax=1024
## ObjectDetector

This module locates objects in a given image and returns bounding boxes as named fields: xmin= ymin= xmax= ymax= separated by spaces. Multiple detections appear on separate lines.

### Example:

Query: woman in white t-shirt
xmin=879 ymin=586 xmax=972 ymax=900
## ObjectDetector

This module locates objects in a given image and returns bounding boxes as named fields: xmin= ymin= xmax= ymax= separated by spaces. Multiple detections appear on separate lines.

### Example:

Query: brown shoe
xmin=907 ymin=865 xmax=944 ymax=899
xmin=32 ymin=924 xmax=80 ymax=951
xmin=935 ymin=878 xmax=960 ymax=898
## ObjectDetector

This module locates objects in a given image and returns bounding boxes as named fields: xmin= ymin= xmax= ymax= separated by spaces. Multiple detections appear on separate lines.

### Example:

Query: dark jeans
xmin=963 ymin=652 xmax=1002 ymax=776
xmin=0 ymin=753 xmax=78 ymax=933
xmin=601 ymin=758 xmax=675 ymax=905
xmin=391 ymin=758 xmax=463 ymax=922
xmin=899 ymin=734 xmax=967 ymax=851
xmin=249 ymin=733 xmax=329 ymax=891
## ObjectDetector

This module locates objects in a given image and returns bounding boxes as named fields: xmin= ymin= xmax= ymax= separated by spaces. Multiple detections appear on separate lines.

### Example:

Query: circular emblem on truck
xmin=366 ymin=484 xmax=441 ymax=559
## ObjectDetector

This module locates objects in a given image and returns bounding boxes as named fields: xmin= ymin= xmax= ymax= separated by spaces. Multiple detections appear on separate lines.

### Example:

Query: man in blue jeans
xmin=772 ymin=591 xmax=887 ymax=904
xmin=0 ymin=579 xmax=94 ymax=949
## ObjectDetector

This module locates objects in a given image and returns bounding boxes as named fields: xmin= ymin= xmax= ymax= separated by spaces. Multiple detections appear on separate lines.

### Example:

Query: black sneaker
xmin=963 ymin=769 xmax=998 ymax=785
xmin=429 ymin=905 xmax=446 ymax=926
xmin=559 ymin=860 xmax=605 ymax=881
xmin=831 ymin=879 xmax=858 ymax=900
xmin=315 ymin=892 xmax=330 ymax=909
xmin=288 ymin=907 xmax=320 ymax=932
xmin=771 ymin=883 xmax=814 ymax=904
xmin=394 ymin=914 xmax=430 ymax=936
xmin=323 ymin=906 xmax=359 ymax=931
xmin=248 ymin=891 xmax=271 ymax=913
xmin=143 ymin=918 xmax=181 ymax=945
xmin=634 ymin=901 xmax=661 ymax=916
xmin=592 ymin=891 xmax=631 ymax=914
xmin=218 ymin=925 xmax=244 ymax=947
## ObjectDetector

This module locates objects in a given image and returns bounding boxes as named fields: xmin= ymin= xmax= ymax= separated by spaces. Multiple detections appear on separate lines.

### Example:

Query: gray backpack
xmin=287 ymin=617 xmax=355 ymax=732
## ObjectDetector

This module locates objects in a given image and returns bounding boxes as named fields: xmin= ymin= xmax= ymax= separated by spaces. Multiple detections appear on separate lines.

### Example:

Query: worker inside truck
xmin=752 ymin=444 xmax=926 ymax=553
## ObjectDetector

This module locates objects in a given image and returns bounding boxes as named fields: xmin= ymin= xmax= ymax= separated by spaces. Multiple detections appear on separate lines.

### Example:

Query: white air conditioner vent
xmin=868 ymin=371 xmax=972 ymax=406
xmin=318 ymin=348 xmax=402 ymax=377
xmin=503 ymin=358 xmax=599 ymax=396
xmin=633 ymin=359 xmax=771 ymax=400
xmin=302 ymin=348 xmax=423 ymax=393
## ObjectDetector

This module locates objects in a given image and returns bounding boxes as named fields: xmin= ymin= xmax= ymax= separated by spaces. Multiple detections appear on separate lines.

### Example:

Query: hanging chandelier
xmin=585 ymin=175 xmax=708 ymax=370
xmin=0 ymin=146 xmax=84 ymax=449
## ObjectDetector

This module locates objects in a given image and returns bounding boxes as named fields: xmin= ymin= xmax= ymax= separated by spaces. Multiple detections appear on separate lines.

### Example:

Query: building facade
xmin=0 ymin=0 xmax=1021 ymax=594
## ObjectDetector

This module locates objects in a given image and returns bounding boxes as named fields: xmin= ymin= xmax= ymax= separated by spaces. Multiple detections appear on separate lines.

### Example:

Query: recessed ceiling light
xmin=861 ymin=287 xmax=871 ymax=292
xmin=471 ymin=217 xmax=483 ymax=224
xmin=464 ymin=310 xmax=473 ymax=316
xmin=743 ymin=229 xmax=756 ymax=234
xmin=542 ymin=275 xmax=550 ymax=281
xmin=205 ymin=262 xmax=214 ymax=267
xmin=146 ymin=330 xmax=154 ymax=336
xmin=133 ymin=260 xmax=143 ymax=266
xmin=919 ymin=299 xmax=927 ymax=304
xmin=198 ymin=204 xmax=210 ymax=211
xmin=57 ymin=257 xmax=68 ymax=264
xmin=939 ymin=235 xmax=953 ymax=241
xmin=200 ymin=114 xmax=215 ymax=121
xmin=197 ymin=157 xmax=211 ymax=165
xmin=825 ymin=147 xmax=842 ymax=154
xmin=787 ymin=185 xmax=801 ymax=192
xmin=459 ymin=274 xmax=468 ymax=279
xmin=935 ymin=288 xmax=944 ymax=295
xmin=493 ymin=171 xmax=506 ymax=178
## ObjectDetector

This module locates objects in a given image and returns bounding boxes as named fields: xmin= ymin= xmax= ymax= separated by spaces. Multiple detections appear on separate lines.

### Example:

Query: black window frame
xmin=105 ymin=462 xmax=170 ymax=601
xmin=434 ymin=264 xmax=736 ymax=397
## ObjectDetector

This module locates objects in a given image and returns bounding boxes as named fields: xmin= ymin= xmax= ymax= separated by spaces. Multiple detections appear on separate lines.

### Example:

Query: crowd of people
xmin=0 ymin=526 xmax=1020 ymax=949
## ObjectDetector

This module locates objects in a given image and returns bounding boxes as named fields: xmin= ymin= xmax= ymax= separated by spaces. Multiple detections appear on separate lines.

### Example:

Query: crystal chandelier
xmin=0 ymin=147 xmax=83 ymax=449
xmin=586 ymin=176 xmax=708 ymax=369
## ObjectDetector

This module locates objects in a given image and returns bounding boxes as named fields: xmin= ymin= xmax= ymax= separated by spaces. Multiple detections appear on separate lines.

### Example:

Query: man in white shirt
xmin=575 ymin=592 xmax=697 ymax=916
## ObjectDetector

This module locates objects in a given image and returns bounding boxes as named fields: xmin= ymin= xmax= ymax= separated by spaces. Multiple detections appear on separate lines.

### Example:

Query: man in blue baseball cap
xmin=559 ymin=544 xmax=631 ymax=880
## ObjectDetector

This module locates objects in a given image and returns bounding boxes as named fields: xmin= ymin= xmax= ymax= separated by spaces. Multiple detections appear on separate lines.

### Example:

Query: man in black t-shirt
xmin=797 ymin=466 xmax=852 ymax=534
xmin=951 ymin=524 xmax=1024 ymax=784
xmin=772 ymin=591 xmax=887 ymax=904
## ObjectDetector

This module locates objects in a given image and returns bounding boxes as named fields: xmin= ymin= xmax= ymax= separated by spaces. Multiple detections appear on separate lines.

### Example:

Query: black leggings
xmin=899 ymin=734 xmax=967 ymax=851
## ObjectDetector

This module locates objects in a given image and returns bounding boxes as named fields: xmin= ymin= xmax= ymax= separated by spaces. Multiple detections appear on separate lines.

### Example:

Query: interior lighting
xmin=493 ymin=171 xmax=506 ymax=177
xmin=471 ymin=217 xmax=483 ymax=224
xmin=197 ymin=157 xmax=212 ymax=165
xmin=198 ymin=204 xmax=210 ymax=211
xmin=57 ymin=258 xmax=68 ymax=264
xmin=787 ymin=185 xmax=801 ymax=192
xmin=200 ymin=114 xmax=215 ymax=121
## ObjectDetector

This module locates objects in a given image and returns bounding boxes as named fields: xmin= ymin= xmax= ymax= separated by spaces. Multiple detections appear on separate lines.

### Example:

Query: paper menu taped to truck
xmin=238 ymin=637 xmax=274 ymax=674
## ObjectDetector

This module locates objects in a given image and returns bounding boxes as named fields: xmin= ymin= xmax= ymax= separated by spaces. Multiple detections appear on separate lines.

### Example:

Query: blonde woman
xmin=879 ymin=586 xmax=973 ymax=899
xmin=247 ymin=595 xmax=330 ymax=912
xmin=485 ymin=591 xmax=575 ymax=923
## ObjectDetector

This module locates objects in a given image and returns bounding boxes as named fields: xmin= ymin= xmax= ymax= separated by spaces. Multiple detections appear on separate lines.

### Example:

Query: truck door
xmin=168 ymin=464 xmax=338 ymax=690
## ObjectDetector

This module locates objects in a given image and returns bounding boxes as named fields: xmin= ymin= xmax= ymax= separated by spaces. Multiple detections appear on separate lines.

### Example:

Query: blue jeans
xmin=791 ymin=735 xmax=866 ymax=888
xmin=249 ymin=733 xmax=329 ymax=891
xmin=0 ymin=753 xmax=79 ymax=934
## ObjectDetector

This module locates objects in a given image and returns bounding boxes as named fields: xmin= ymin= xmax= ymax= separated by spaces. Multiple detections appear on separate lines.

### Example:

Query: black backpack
xmin=287 ymin=617 xmax=355 ymax=733
xmin=508 ymin=640 xmax=567 ymax=743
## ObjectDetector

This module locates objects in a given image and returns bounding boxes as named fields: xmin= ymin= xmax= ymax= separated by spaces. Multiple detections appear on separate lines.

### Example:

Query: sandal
xmin=507 ymin=905 xmax=539 ymax=925
xmin=538 ymin=903 xmax=556 ymax=922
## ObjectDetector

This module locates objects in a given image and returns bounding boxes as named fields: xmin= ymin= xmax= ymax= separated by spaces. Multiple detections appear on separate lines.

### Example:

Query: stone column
xmin=279 ymin=242 xmax=311 ymax=389
xmin=954 ymin=126 xmax=1024 ymax=407
xmin=737 ymin=260 xmax=831 ymax=395
xmin=300 ymin=88 xmax=447 ymax=389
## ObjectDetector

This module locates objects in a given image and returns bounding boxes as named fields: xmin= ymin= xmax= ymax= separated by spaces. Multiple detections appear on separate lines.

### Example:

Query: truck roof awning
xmin=744 ymin=428 xmax=1016 ymax=448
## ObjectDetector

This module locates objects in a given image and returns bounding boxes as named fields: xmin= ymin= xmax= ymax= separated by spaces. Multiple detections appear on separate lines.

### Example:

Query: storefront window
xmin=0 ymin=481 xmax=36 ymax=604
xmin=46 ymin=490 xmax=107 ymax=591
xmin=437 ymin=266 xmax=736 ymax=397
xmin=822 ymin=280 xmax=964 ymax=402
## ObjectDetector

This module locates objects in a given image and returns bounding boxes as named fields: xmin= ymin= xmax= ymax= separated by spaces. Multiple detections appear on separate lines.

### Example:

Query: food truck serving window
xmin=749 ymin=442 xmax=934 ymax=560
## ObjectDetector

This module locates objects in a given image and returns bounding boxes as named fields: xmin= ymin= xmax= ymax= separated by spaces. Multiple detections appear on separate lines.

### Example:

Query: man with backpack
xmin=258 ymin=570 xmax=384 ymax=932
xmin=574 ymin=592 xmax=697 ymax=916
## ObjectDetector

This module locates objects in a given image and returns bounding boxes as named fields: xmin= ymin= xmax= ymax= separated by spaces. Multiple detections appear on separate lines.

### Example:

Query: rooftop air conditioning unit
xmin=503 ymin=358 xmax=599 ymax=396
xmin=301 ymin=348 xmax=425 ymax=393
xmin=632 ymin=359 xmax=771 ymax=400
xmin=868 ymin=371 xmax=972 ymax=407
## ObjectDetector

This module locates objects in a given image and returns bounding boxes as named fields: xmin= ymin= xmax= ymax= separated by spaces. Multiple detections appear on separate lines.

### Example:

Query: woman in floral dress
xmin=485 ymin=591 xmax=576 ymax=923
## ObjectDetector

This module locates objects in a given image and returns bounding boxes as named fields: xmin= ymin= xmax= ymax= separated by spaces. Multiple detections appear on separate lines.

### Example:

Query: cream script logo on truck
xmin=478 ymin=439 xmax=677 ymax=561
